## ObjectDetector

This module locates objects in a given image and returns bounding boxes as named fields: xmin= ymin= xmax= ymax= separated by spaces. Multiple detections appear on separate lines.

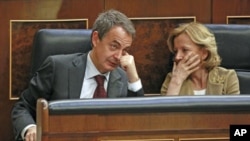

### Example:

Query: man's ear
xmin=92 ymin=31 xmax=99 ymax=47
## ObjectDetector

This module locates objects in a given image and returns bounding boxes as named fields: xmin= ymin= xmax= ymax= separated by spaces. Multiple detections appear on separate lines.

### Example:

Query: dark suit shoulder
xmin=45 ymin=53 xmax=87 ymax=66
xmin=49 ymin=53 xmax=83 ymax=62
xmin=116 ymin=67 xmax=126 ymax=75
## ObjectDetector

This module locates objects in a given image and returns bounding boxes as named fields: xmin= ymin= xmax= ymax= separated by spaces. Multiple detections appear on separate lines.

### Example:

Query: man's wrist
xmin=128 ymin=79 xmax=142 ymax=92
xmin=21 ymin=124 xmax=36 ymax=139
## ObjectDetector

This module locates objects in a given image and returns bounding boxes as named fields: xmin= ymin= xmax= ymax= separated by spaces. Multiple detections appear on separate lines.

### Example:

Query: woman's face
xmin=173 ymin=33 xmax=207 ymax=65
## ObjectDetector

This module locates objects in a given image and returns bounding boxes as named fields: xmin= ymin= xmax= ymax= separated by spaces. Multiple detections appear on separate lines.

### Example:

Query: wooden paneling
xmin=36 ymin=98 xmax=250 ymax=141
xmin=227 ymin=16 xmax=250 ymax=24
xmin=105 ymin=0 xmax=211 ymax=23
xmin=179 ymin=138 xmax=228 ymax=141
xmin=1 ymin=0 xmax=250 ymax=140
xmin=212 ymin=0 xmax=250 ymax=23
xmin=56 ymin=0 xmax=104 ymax=28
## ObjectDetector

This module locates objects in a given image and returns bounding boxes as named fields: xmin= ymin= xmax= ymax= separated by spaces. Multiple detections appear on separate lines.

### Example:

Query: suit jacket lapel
xmin=69 ymin=54 xmax=88 ymax=99
xmin=107 ymin=69 xmax=124 ymax=98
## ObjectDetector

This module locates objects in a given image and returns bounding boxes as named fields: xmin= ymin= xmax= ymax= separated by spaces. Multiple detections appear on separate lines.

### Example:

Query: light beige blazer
xmin=161 ymin=67 xmax=240 ymax=95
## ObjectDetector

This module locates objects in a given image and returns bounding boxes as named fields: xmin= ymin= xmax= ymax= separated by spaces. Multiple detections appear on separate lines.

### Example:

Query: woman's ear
xmin=92 ymin=31 xmax=99 ymax=47
xmin=201 ymin=48 xmax=209 ymax=60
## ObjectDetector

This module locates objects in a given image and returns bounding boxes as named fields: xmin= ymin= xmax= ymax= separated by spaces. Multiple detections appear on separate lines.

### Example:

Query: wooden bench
xmin=37 ymin=95 xmax=250 ymax=141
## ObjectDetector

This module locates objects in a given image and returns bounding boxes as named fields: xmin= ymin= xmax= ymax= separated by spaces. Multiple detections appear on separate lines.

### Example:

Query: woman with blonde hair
xmin=161 ymin=22 xmax=240 ymax=95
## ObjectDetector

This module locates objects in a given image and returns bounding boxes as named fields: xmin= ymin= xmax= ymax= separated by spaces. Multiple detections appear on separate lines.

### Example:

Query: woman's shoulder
xmin=209 ymin=67 xmax=237 ymax=84
xmin=212 ymin=67 xmax=236 ymax=74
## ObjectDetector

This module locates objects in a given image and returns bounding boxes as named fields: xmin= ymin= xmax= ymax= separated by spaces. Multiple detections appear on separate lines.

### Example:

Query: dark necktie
xmin=93 ymin=75 xmax=107 ymax=98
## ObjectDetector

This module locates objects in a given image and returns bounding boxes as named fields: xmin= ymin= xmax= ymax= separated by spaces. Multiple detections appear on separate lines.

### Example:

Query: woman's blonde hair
xmin=167 ymin=22 xmax=221 ymax=71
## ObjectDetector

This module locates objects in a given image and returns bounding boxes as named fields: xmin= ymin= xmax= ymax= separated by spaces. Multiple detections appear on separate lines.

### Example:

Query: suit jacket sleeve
xmin=11 ymin=56 xmax=55 ymax=140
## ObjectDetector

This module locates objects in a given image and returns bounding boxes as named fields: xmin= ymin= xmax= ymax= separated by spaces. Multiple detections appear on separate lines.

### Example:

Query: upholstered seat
xmin=31 ymin=26 xmax=250 ymax=94
xmin=205 ymin=24 xmax=250 ymax=94
xmin=30 ymin=29 xmax=92 ymax=76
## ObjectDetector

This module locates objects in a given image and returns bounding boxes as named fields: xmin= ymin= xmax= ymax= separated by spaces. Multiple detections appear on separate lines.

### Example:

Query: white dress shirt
xmin=80 ymin=52 xmax=110 ymax=98
xmin=80 ymin=51 xmax=142 ymax=98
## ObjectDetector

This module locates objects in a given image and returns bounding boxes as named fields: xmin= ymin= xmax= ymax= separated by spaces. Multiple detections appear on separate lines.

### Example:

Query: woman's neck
xmin=190 ymin=68 xmax=208 ymax=90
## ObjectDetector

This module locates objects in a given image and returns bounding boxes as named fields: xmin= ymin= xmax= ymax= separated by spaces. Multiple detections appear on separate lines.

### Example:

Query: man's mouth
xmin=109 ymin=61 xmax=119 ymax=67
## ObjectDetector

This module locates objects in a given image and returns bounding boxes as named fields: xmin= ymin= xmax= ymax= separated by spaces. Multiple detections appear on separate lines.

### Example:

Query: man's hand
xmin=120 ymin=52 xmax=139 ymax=82
xmin=25 ymin=126 xmax=36 ymax=141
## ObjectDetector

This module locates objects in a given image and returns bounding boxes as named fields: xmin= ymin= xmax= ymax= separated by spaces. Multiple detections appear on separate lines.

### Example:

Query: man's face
xmin=91 ymin=26 xmax=133 ymax=73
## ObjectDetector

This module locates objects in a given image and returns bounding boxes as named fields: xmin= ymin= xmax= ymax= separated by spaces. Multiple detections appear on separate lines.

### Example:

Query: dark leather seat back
xmin=30 ymin=29 xmax=92 ymax=76
xmin=205 ymin=24 xmax=250 ymax=94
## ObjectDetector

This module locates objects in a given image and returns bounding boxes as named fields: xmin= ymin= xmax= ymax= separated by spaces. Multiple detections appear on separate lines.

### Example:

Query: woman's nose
xmin=174 ymin=51 xmax=183 ymax=61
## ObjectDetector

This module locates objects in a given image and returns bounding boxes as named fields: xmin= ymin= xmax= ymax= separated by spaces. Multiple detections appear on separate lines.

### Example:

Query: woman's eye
xmin=183 ymin=49 xmax=189 ymax=52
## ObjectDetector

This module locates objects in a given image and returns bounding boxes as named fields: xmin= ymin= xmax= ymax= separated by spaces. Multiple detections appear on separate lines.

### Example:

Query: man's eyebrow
xmin=112 ymin=40 xmax=131 ymax=49
xmin=112 ymin=40 xmax=121 ymax=46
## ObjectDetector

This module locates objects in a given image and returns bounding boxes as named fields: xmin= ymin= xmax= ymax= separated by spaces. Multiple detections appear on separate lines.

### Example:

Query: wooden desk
xmin=36 ymin=96 xmax=250 ymax=141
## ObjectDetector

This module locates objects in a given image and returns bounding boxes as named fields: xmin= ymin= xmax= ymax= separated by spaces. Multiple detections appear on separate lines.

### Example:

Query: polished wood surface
xmin=36 ymin=98 xmax=250 ymax=141
xmin=106 ymin=0 xmax=211 ymax=23
xmin=1 ymin=0 xmax=250 ymax=140
xmin=212 ymin=0 xmax=250 ymax=23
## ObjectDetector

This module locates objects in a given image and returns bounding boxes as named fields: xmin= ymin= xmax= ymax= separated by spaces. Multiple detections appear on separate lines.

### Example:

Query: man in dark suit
xmin=11 ymin=9 xmax=144 ymax=141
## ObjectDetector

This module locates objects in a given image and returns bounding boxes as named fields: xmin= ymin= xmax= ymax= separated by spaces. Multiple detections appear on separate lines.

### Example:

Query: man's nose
xmin=114 ymin=50 xmax=123 ymax=60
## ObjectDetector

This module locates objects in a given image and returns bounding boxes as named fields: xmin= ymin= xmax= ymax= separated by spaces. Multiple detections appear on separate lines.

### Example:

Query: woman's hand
xmin=166 ymin=52 xmax=201 ymax=95
xmin=172 ymin=52 xmax=201 ymax=82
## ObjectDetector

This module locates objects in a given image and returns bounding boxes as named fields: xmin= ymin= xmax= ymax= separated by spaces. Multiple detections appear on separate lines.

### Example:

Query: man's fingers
xmin=123 ymin=51 xmax=128 ymax=56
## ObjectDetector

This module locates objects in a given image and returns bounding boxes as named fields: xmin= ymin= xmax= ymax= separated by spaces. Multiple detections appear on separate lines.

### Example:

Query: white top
xmin=194 ymin=89 xmax=206 ymax=95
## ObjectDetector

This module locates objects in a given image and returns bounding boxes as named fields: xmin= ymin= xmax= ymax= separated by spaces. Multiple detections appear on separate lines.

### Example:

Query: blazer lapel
xmin=69 ymin=54 xmax=88 ymax=99
xmin=206 ymin=83 xmax=223 ymax=95
xmin=107 ymin=69 xmax=124 ymax=98
xmin=206 ymin=68 xmax=224 ymax=95
xmin=180 ymin=80 xmax=194 ymax=95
